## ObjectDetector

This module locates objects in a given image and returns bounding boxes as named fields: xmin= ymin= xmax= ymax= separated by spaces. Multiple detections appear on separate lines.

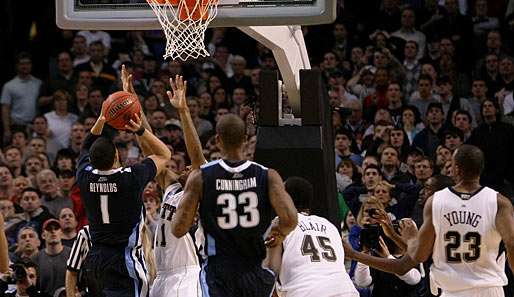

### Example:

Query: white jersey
xmin=153 ymin=183 xmax=200 ymax=272
xmin=431 ymin=187 xmax=507 ymax=293
xmin=277 ymin=213 xmax=358 ymax=297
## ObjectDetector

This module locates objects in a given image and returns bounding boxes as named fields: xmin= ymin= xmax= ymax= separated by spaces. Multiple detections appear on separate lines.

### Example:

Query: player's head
xmin=90 ymin=137 xmax=120 ymax=170
xmin=215 ymin=114 xmax=246 ymax=152
xmin=452 ymin=144 xmax=484 ymax=182
xmin=285 ymin=176 xmax=313 ymax=212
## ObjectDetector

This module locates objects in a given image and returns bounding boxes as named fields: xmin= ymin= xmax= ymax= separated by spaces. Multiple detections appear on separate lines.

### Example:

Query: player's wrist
xmin=135 ymin=126 xmax=146 ymax=136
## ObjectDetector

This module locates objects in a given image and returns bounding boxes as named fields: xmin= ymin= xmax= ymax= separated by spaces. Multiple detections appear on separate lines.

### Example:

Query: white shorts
xmin=441 ymin=287 xmax=504 ymax=297
xmin=150 ymin=266 xmax=202 ymax=297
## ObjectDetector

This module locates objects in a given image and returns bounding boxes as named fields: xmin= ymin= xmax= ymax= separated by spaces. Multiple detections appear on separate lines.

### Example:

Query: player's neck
xmin=222 ymin=148 xmax=244 ymax=162
xmin=453 ymin=179 xmax=481 ymax=193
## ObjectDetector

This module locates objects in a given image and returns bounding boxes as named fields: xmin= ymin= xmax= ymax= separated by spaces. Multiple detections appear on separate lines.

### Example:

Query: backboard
xmin=56 ymin=0 xmax=336 ymax=30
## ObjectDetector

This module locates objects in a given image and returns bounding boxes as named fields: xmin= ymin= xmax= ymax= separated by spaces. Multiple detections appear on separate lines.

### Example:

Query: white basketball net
xmin=147 ymin=0 xmax=219 ymax=61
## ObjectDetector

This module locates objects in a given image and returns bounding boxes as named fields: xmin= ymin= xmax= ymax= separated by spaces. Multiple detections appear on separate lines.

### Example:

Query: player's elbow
xmin=171 ymin=225 xmax=187 ymax=238
xmin=279 ymin=209 xmax=298 ymax=234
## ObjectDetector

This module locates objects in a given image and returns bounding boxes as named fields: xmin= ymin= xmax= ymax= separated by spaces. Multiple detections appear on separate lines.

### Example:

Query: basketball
xmin=103 ymin=91 xmax=142 ymax=130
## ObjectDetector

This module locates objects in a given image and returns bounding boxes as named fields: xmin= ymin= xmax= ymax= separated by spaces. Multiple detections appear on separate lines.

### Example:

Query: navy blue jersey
xmin=77 ymin=146 xmax=157 ymax=245
xmin=199 ymin=159 xmax=272 ymax=263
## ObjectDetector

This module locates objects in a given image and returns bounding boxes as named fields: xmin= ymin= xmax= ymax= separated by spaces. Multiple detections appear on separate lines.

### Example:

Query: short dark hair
xmin=16 ymin=52 xmax=32 ymax=64
xmin=216 ymin=114 xmax=246 ymax=149
xmin=364 ymin=164 xmax=381 ymax=175
xmin=454 ymin=144 xmax=484 ymax=180
xmin=426 ymin=102 xmax=444 ymax=114
xmin=89 ymin=40 xmax=104 ymax=48
xmin=454 ymin=109 xmax=472 ymax=123
xmin=418 ymin=74 xmax=432 ymax=83
xmin=285 ymin=176 xmax=313 ymax=211
xmin=429 ymin=174 xmax=455 ymax=192
xmin=22 ymin=187 xmax=41 ymax=198
xmin=90 ymin=137 xmax=116 ymax=170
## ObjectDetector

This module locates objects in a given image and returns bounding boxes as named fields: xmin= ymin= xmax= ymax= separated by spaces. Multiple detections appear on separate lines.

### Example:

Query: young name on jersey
xmin=443 ymin=210 xmax=482 ymax=227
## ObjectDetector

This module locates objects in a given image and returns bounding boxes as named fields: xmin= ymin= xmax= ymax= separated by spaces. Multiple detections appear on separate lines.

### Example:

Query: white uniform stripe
xmin=67 ymin=226 xmax=91 ymax=271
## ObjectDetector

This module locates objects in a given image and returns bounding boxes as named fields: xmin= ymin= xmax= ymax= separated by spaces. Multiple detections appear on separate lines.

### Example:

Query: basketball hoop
xmin=147 ymin=0 xmax=219 ymax=61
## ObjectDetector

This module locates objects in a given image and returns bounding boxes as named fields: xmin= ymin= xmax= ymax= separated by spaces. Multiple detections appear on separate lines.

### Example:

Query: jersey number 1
xmin=217 ymin=192 xmax=260 ymax=229
xmin=100 ymin=195 xmax=110 ymax=224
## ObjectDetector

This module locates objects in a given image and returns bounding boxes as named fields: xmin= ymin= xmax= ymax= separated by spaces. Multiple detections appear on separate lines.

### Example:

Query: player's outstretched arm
xmin=0 ymin=213 xmax=8 ymax=273
xmin=263 ymin=218 xmax=284 ymax=275
xmin=496 ymin=194 xmax=514 ymax=273
xmin=168 ymin=75 xmax=207 ymax=169
xmin=125 ymin=113 xmax=171 ymax=175
xmin=171 ymin=169 xmax=202 ymax=237
xmin=345 ymin=196 xmax=435 ymax=275
xmin=268 ymin=169 xmax=298 ymax=242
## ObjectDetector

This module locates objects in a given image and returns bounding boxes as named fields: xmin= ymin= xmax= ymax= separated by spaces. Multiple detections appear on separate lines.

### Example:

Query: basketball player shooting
xmin=170 ymin=112 xmax=298 ymax=297
xmin=150 ymin=75 xmax=206 ymax=297
xmin=77 ymin=82 xmax=170 ymax=297
xmin=345 ymin=145 xmax=514 ymax=297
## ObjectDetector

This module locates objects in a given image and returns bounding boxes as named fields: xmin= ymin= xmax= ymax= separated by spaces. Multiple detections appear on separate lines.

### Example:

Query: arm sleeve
xmin=0 ymin=83 xmax=12 ymax=105
xmin=66 ymin=227 xmax=90 ymax=272
xmin=389 ymin=255 xmax=421 ymax=285
xmin=131 ymin=158 xmax=158 ymax=189
xmin=353 ymin=262 xmax=373 ymax=287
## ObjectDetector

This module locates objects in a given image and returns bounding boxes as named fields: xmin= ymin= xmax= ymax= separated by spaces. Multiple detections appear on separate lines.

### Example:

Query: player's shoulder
xmin=201 ymin=159 xmax=222 ymax=170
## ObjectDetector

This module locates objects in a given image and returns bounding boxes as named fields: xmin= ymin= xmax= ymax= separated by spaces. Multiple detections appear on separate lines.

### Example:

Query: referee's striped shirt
xmin=66 ymin=225 xmax=92 ymax=271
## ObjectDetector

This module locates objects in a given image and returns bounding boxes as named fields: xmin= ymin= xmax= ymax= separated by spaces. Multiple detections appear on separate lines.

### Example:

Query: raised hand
xmin=121 ymin=64 xmax=136 ymax=94
xmin=167 ymin=75 xmax=188 ymax=111
xmin=399 ymin=218 xmax=418 ymax=242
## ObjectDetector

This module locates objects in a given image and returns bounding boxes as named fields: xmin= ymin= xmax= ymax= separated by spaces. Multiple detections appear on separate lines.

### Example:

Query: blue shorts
xmin=200 ymin=256 xmax=275 ymax=297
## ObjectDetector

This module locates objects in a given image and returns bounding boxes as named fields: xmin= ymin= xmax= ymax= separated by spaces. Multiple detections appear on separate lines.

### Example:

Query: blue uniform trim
xmin=201 ymin=159 xmax=222 ymax=169
xmin=124 ymin=211 xmax=149 ymax=297
xmin=200 ymin=260 xmax=210 ymax=297
xmin=207 ymin=234 xmax=216 ymax=256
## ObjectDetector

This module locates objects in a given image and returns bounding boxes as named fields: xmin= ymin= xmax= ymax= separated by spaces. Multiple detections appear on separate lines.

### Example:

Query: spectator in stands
xmin=82 ymin=88 xmax=104 ymax=119
xmin=386 ymin=82 xmax=404 ymax=126
xmin=10 ymin=130 xmax=28 ymax=156
xmin=77 ymin=30 xmax=111 ymax=52
xmin=401 ymin=105 xmax=423 ymax=145
xmin=4 ymin=147 xmax=23 ymax=177
xmin=1 ymin=53 xmax=41 ymax=142
xmin=24 ymin=156 xmax=43 ymax=186
xmin=10 ymin=227 xmax=41 ymax=263
xmin=31 ymin=116 xmax=61 ymax=159
xmin=466 ymin=78 xmax=488 ymax=125
xmin=334 ymin=128 xmax=362 ymax=167
xmin=58 ymin=208 xmax=77 ymax=247
xmin=441 ymin=127 xmax=464 ymax=152
xmin=413 ymin=157 xmax=434 ymax=186
xmin=0 ymin=165 xmax=14 ymax=201
xmin=467 ymin=99 xmax=514 ymax=195
xmin=436 ymin=75 xmax=473 ymax=126
xmin=413 ymin=102 xmax=444 ymax=159
xmin=499 ymin=56 xmax=514 ymax=91
xmin=228 ymin=55 xmax=252 ymax=94
xmin=472 ymin=0 xmax=500 ymax=40
xmin=57 ymin=170 xmax=75 ymax=200
xmin=36 ymin=219 xmax=71 ymax=296
xmin=39 ymin=51 xmax=78 ymax=113
xmin=452 ymin=109 xmax=473 ymax=140
xmin=392 ymin=7 xmax=426 ymax=60
xmin=408 ymin=75 xmax=439 ymax=120
xmin=44 ymin=90 xmax=79 ymax=149
xmin=379 ymin=146 xmax=411 ymax=184
xmin=75 ymin=41 xmax=116 ymax=94
xmin=0 ymin=259 xmax=49 ymax=297
xmin=71 ymin=35 xmax=89 ymax=67
xmin=0 ymin=199 xmax=22 ymax=233
xmin=402 ymin=41 xmax=421 ymax=97
xmin=36 ymin=169 xmax=72 ymax=218
xmin=68 ymin=122 xmax=85 ymax=155
xmin=343 ymin=164 xmax=383 ymax=216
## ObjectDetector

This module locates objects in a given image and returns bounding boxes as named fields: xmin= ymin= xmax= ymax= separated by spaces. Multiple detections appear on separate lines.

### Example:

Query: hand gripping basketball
xmin=124 ymin=112 xmax=143 ymax=133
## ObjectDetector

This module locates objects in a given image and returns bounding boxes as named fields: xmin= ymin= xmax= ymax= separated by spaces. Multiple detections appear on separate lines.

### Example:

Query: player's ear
xmin=215 ymin=134 xmax=222 ymax=149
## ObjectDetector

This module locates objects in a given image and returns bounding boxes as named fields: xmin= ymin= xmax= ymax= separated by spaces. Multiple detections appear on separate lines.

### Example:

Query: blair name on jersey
xmin=443 ymin=210 xmax=482 ymax=228
xmin=216 ymin=177 xmax=257 ymax=191
xmin=299 ymin=221 xmax=327 ymax=234
xmin=89 ymin=183 xmax=118 ymax=192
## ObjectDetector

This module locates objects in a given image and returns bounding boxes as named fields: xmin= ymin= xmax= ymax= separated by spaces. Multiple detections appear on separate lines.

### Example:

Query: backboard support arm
xmin=237 ymin=25 xmax=310 ymax=116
